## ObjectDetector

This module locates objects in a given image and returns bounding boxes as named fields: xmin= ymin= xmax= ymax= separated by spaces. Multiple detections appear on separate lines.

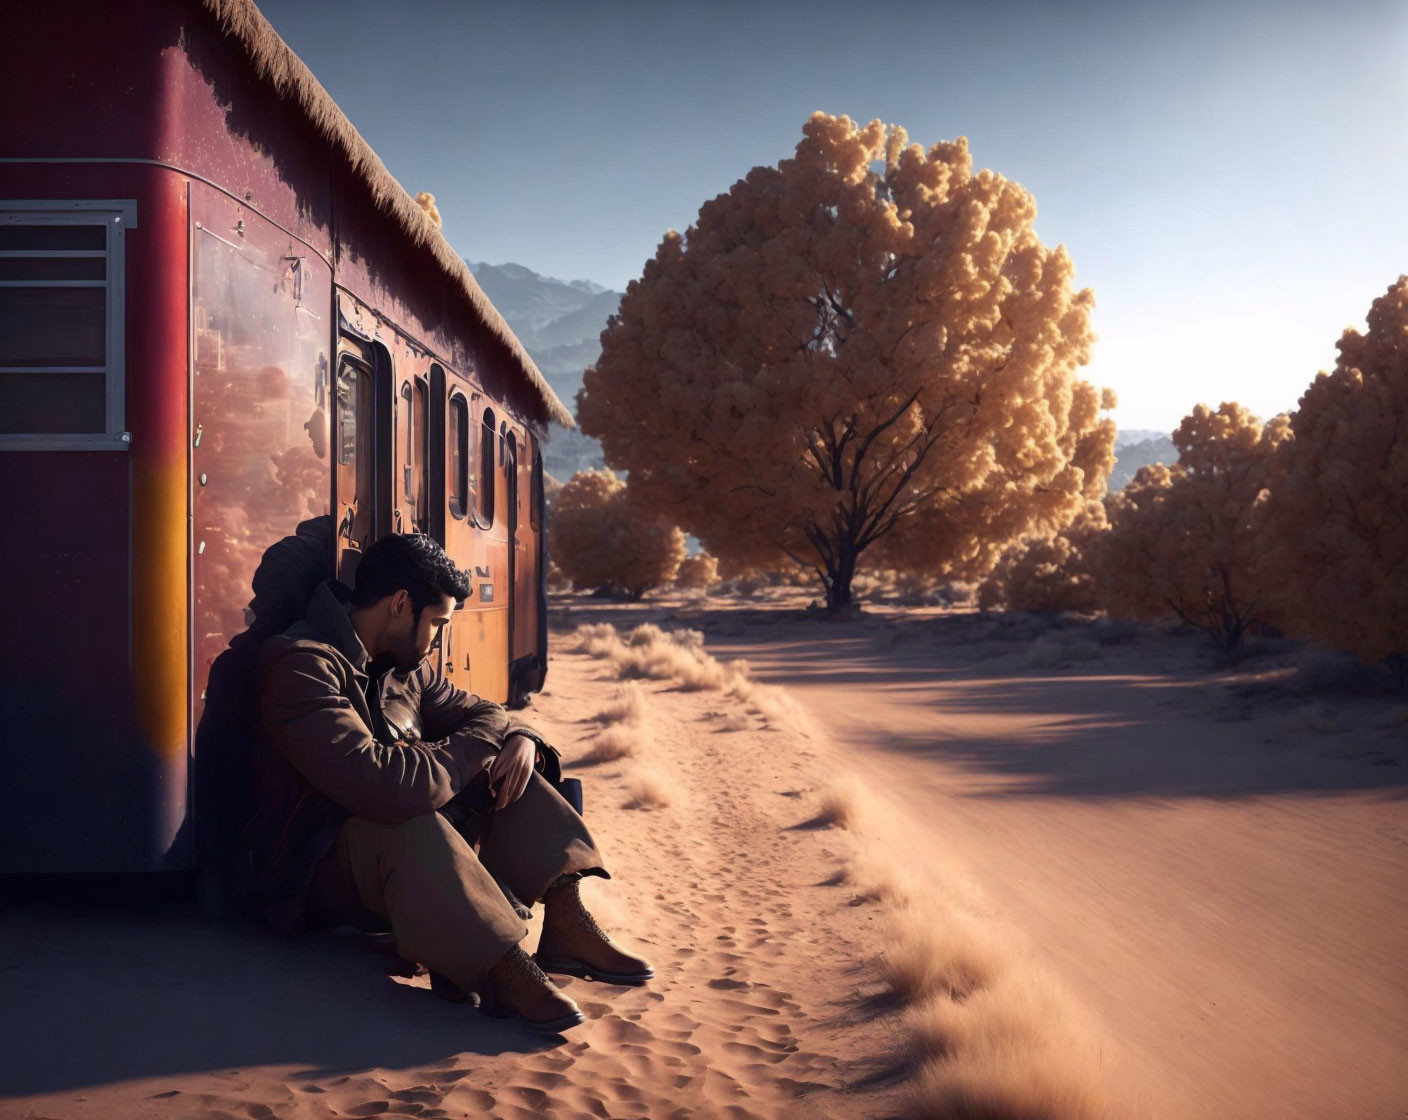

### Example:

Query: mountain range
xmin=469 ymin=261 xmax=619 ymax=479
xmin=470 ymin=260 xmax=1176 ymax=490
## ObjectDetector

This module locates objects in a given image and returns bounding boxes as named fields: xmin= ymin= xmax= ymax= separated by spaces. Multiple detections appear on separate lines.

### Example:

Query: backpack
xmin=194 ymin=515 xmax=334 ymax=885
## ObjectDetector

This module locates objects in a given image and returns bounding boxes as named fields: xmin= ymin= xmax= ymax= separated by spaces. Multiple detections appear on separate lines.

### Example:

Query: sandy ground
xmin=0 ymin=615 xmax=903 ymax=1120
xmin=3 ymin=592 xmax=1405 ymax=1120
xmin=558 ymin=591 xmax=1408 ymax=1120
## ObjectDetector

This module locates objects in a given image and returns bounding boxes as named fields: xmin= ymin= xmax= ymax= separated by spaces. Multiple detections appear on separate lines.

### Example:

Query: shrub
xmin=550 ymin=469 xmax=687 ymax=599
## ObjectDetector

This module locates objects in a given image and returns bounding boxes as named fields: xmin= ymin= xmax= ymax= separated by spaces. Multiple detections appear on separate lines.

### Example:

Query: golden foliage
xmin=549 ymin=470 xmax=687 ymax=599
xmin=1095 ymin=402 xmax=1289 ymax=648
xmin=413 ymin=191 xmax=441 ymax=230
xmin=977 ymin=501 xmax=1107 ymax=613
xmin=578 ymin=113 xmax=1114 ymax=610
xmin=1262 ymin=277 xmax=1408 ymax=665
xmin=673 ymin=552 xmax=720 ymax=590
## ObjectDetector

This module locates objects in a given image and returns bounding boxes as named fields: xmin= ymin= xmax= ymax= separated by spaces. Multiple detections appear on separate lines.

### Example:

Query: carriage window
xmin=337 ymin=361 xmax=359 ymax=466
xmin=0 ymin=202 xmax=133 ymax=448
xmin=412 ymin=378 xmax=427 ymax=529
xmin=333 ymin=355 xmax=371 ymax=526
xmin=400 ymin=382 xmax=413 ymax=498
xmin=477 ymin=406 xmax=496 ymax=527
xmin=530 ymin=438 xmax=543 ymax=531
xmin=398 ymin=378 xmax=429 ymax=531
xmin=448 ymin=393 xmax=468 ymax=519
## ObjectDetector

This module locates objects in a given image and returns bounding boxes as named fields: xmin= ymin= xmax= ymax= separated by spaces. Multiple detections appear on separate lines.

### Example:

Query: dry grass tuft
xmin=836 ymin=852 xmax=925 ymax=907
xmin=568 ymin=622 xmax=626 ymax=659
xmin=822 ymin=774 xmax=1108 ymax=1119
xmin=609 ymin=626 xmax=749 ymax=692
xmin=812 ymin=783 xmax=866 ymax=830
xmin=622 ymin=769 xmax=675 ymax=811
xmin=907 ymin=974 xmax=1058 ymax=1063
xmin=727 ymin=675 xmax=817 ymax=739
xmin=579 ymin=723 xmax=646 ymax=764
xmin=592 ymin=681 xmax=649 ymax=726
xmin=881 ymin=907 xmax=1002 ymax=1004
xmin=908 ymin=1045 xmax=1107 ymax=1120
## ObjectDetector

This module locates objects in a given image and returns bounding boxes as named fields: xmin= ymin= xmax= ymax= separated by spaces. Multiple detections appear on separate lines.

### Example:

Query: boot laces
xmin=505 ymin=945 xmax=553 ymax=986
xmin=554 ymin=883 xmax=612 ymax=943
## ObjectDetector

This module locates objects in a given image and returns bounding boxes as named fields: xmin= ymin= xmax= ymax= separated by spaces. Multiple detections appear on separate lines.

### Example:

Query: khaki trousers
xmin=307 ymin=772 xmax=605 ymax=992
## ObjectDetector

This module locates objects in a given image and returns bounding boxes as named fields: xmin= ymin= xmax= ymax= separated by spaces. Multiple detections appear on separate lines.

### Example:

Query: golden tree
xmin=578 ymin=113 xmax=1115 ymax=611
xmin=1096 ymin=403 xmax=1290 ymax=648
xmin=550 ymin=470 xmax=687 ymax=600
xmin=1262 ymin=277 xmax=1408 ymax=669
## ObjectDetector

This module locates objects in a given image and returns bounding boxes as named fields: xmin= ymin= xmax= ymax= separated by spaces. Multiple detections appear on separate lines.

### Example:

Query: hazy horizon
xmin=257 ymin=0 xmax=1407 ymax=430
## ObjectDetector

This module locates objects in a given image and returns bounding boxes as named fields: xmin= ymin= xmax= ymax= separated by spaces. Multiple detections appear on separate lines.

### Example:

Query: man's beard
xmin=391 ymin=642 xmax=425 ymax=674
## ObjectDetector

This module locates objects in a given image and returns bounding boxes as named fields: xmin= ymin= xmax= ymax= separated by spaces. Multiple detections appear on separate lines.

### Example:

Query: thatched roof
xmin=198 ymin=0 xmax=573 ymax=428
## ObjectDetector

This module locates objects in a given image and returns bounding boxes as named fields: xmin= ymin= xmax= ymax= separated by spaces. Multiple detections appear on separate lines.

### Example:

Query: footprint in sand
xmin=504 ymin=1084 xmax=551 ymax=1112
xmin=658 ymin=1010 xmax=701 ymax=1033
xmin=445 ymin=1088 xmax=495 ymax=1111
xmin=521 ymin=1069 xmax=570 ymax=1092
xmin=388 ymin=1086 xmax=442 ymax=1105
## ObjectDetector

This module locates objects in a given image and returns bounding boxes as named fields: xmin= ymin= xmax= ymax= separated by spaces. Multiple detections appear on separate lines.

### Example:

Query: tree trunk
xmin=822 ymin=543 xmax=860 ymax=613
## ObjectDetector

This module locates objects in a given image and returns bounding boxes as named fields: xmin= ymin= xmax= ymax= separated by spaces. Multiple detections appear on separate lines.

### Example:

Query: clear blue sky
xmin=257 ymin=0 xmax=1407 ymax=431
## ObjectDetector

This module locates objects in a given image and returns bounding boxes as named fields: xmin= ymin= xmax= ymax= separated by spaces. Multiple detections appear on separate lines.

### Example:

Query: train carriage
xmin=0 ymin=0 xmax=567 ymax=873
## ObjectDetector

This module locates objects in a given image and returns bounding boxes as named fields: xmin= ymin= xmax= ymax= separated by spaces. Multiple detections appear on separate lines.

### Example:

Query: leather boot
xmin=535 ymin=877 xmax=654 ymax=984
xmin=476 ymin=946 xmax=584 ymax=1033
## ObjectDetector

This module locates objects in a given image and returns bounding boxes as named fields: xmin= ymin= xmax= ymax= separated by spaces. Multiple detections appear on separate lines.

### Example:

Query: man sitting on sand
xmin=245 ymin=532 xmax=651 ymax=1032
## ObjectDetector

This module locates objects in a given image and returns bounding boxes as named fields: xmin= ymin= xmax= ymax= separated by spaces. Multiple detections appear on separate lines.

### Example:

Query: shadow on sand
xmin=551 ymin=595 xmax=1408 ymax=802
xmin=0 ymin=878 xmax=557 ymax=1097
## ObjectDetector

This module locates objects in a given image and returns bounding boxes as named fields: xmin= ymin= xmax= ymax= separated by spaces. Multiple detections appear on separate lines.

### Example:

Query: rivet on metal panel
xmin=198 ymin=473 xmax=208 ymax=486
xmin=120 ymin=431 xmax=132 ymax=443
xmin=244 ymin=189 xmax=253 ymax=201
xmin=198 ymin=540 xmax=206 ymax=555
xmin=236 ymin=219 xmax=245 ymax=237
xmin=193 ymin=423 xmax=203 ymax=448
xmin=195 ymin=222 xmax=202 ymax=230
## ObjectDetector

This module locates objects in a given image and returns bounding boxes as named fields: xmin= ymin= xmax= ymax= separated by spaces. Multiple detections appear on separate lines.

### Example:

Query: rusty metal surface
xmin=191 ymin=185 xmax=333 ymax=719
xmin=0 ymin=0 xmax=552 ymax=868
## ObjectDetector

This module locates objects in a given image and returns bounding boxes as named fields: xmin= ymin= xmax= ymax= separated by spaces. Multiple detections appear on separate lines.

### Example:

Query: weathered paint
xmin=0 ymin=0 xmax=551 ymax=869
xmin=130 ymin=170 xmax=189 ymax=771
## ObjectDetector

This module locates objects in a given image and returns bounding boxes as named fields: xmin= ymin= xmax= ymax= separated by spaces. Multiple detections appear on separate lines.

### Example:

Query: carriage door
xmin=334 ymin=346 xmax=376 ymax=584
xmin=511 ymin=430 xmax=543 ymax=670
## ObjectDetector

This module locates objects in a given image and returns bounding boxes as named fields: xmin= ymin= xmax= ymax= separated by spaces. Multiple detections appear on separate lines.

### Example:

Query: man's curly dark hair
xmin=350 ymin=533 xmax=471 ymax=617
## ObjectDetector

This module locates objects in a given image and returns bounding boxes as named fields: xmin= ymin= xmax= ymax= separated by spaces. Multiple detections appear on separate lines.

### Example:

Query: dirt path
xmin=675 ymin=600 xmax=1408 ymax=1120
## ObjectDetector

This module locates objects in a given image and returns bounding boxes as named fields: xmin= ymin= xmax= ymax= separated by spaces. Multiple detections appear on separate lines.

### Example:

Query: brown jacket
xmin=245 ymin=581 xmax=541 ymax=929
